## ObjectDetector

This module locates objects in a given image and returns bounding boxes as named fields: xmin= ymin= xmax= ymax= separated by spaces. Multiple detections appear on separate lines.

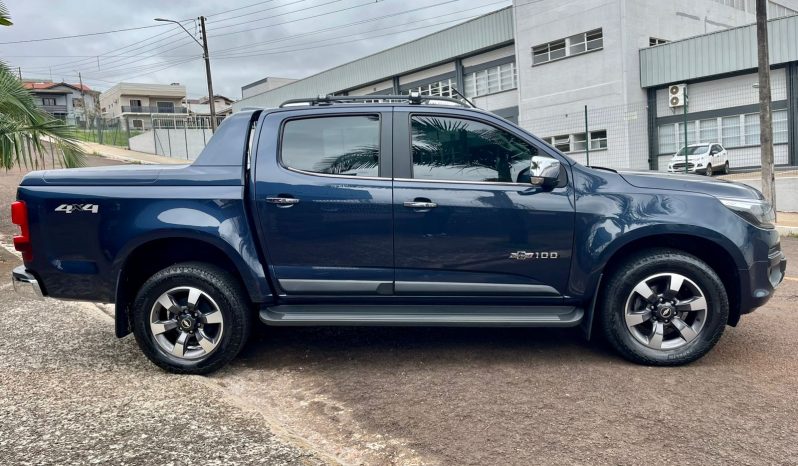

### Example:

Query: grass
xmin=70 ymin=128 xmax=143 ymax=148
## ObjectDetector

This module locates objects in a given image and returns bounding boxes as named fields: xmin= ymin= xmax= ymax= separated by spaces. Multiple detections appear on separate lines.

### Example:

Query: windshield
xmin=675 ymin=145 xmax=709 ymax=156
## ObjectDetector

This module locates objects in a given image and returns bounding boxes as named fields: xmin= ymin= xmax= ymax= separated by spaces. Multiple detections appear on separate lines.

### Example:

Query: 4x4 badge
xmin=509 ymin=251 xmax=559 ymax=260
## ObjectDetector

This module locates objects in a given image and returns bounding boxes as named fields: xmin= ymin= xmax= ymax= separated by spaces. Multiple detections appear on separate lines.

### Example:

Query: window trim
xmin=405 ymin=112 xmax=548 ymax=186
xmin=276 ymin=113 xmax=389 ymax=181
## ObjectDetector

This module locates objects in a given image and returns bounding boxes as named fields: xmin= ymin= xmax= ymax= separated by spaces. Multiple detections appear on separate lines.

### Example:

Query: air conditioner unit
xmin=668 ymin=84 xmax=686 ymax=108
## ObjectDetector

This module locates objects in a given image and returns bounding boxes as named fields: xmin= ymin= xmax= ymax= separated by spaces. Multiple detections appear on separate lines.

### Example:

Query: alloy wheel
xmin=149 ymin=286 xmax=224 ymax=360
xmin=624 ymin=273 xmax=707 ymax=350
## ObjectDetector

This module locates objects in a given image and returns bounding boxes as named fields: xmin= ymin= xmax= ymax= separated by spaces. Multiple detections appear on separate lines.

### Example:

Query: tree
xmin=0 ymin=2 xmax=84 ymax=169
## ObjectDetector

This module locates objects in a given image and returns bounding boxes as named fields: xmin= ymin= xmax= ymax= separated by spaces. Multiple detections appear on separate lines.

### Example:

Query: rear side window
xmin=410 ymin=115 xmax=539 ymax=183
xmin=281 ymin=115 xmax=380 ymax=177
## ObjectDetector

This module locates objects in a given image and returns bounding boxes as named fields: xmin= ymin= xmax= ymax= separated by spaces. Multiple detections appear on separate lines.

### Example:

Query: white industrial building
xmin=234 ymin=0 xmax=798 ymax=170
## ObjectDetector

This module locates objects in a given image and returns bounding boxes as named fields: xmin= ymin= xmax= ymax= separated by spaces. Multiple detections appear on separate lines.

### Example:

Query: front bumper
xmin=739 ymin=244 xmax=787 ymax=315
xmin=12 ymin=266 xmax=44 ymax=300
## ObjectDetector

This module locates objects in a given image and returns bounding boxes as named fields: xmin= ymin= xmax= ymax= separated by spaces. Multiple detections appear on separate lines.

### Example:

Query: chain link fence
xmin=521 ymin=79 xmax=797 ymax=212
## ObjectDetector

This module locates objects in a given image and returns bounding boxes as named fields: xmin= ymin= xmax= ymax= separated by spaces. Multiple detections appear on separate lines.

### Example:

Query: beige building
xmin=100 ymin=82 xmax=187 ymax=130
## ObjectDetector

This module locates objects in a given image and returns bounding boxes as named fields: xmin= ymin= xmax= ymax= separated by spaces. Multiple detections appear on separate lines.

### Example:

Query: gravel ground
xmin=2 ymin=157 xmax=797 ymax=464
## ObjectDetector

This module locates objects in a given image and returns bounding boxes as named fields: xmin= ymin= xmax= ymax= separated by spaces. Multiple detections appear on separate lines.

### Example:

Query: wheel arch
xmin=112 ymin=233 xmax=270 ymax=337
xmin=584 ymin=231 xmax=744 ymax=339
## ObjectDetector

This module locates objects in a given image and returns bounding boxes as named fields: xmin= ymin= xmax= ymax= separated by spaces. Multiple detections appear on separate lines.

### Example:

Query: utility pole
xmin=77 ymin=71 xmax=87 ymax=129
xmin=199 ymin=16 xmax=217 ymax=132
xmin=17 ymin=66 xmax=21 ymax=80
xmin=154 ymin=16 xmax=217 ymax=132
xmin=756 ymin=0 xmax=776 ymax=214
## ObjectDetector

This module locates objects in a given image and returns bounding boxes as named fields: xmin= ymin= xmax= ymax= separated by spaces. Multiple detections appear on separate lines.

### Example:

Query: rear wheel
xmin=599 ymin=249 xmax=728 ymax=365
xmin=132 ymin=262 xmax=251 ymax=374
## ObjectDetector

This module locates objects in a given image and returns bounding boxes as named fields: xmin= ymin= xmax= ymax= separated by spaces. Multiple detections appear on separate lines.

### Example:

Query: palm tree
xmin=0 ymin=2 xmax=84 ymax=169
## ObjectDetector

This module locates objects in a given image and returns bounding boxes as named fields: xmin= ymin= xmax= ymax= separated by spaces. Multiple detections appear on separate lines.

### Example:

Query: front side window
xmin=282 ymin=115 xmax=380 ymax=177
xmin=410 ymin=115 xmax=539 ymax=183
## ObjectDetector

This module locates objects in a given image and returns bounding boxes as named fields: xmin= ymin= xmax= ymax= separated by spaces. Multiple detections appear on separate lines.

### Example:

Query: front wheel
xmin=599 ymin=249 xmax=728 ymax=366
xmin=705 ymin=164 xmax=713 ymax=176
xmin=132 ymin=262 xmax=251 ymax=374
xmin=723 ymin=161 xmax=729 ymax=174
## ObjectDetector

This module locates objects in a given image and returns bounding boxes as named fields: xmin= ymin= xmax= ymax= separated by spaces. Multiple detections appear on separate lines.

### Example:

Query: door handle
xmin=266 ymin=196 xmax=300 ymax=206
xmin=403 ymin=200 xmax=437 ymax=209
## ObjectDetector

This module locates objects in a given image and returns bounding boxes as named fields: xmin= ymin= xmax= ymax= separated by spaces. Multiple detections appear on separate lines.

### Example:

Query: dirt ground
xmin=1 ymin=157 xmax=797 ymax=464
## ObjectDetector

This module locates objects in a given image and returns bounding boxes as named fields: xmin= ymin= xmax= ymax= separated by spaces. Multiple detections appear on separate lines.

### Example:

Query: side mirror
xmin=529 ymin=156 xmax=562 ymax=188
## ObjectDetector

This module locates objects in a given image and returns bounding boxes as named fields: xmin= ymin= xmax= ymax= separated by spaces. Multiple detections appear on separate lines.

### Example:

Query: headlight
xmin=718 ymin=197 xmax=775 ymax=229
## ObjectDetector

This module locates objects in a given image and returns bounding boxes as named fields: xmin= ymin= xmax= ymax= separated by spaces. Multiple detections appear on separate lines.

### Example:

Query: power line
xmin=207 ymin=0 xmax=371 ymax=35
xmin=0 ymin=22 xmax=174 ymax=45
xmin=214 ymin=9 xmax=500 ymax=60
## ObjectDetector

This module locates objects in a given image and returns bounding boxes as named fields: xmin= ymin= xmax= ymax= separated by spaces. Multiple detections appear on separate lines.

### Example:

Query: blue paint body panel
xmin=14 ymin=105 xmax=785 ymax=333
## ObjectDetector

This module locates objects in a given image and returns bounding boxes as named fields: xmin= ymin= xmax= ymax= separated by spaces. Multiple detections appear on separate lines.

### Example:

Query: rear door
xmin=252 ymin=107 xmax=394 ymax=298
xmin=391 ymin=109 xmax=575 ymax=302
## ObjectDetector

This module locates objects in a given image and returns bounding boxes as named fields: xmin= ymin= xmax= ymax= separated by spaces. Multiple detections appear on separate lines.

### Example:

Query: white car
xmin=667 ymin=143 xmax=729 ymax=176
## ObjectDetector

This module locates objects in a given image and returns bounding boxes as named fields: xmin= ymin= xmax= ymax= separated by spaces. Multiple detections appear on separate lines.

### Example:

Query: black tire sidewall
xmin=601 ymin=251 xmax=728 ymax=365
xmin=132 ymin=263 xmax=250 ymax=374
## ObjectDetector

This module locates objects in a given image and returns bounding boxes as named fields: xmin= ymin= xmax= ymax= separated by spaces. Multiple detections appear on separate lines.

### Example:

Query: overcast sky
xmin=1 ymin=0 xmax=511 ymax=99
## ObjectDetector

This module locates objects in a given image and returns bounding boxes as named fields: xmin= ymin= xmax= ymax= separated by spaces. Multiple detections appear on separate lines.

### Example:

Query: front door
xmin=253 ymin=109 xmax=394 ymax=298
xmin=392 ymin=110 xmax=575 ymax=302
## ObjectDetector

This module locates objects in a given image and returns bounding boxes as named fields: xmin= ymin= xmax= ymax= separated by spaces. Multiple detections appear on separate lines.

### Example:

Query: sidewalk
xmin=777 ymin=211 xmax=798 ymax=236
xmin=78 ymin=141 xmax=186 ymax=165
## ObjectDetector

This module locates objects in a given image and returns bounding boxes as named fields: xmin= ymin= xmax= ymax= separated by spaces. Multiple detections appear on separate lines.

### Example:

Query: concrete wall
xmin=241 ymin=77 xmax=297 ymax=99
xmin=128 ymin=129 xmax=212 ymax=161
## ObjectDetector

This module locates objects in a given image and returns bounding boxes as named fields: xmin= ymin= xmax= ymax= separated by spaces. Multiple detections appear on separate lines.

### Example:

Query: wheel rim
xmin=149 ymin=286 xmax=224 ymax=360
xmin=624 ymin=273 xmax=708 ymax=350
xmin=706 ymin=165 xmax=712 ymax=176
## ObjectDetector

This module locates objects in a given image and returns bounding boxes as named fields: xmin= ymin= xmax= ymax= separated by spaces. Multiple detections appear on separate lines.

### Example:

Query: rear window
xmin=281 ymin=115 xmax=380 ymax=177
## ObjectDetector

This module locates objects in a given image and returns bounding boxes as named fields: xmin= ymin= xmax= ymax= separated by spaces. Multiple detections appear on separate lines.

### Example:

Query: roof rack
xmin=279 ymin=91 xmax=475 ymax=108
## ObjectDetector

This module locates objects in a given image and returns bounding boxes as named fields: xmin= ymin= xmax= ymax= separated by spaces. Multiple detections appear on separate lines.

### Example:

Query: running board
xmin=260 ymin=305 xmax=584 ymax=327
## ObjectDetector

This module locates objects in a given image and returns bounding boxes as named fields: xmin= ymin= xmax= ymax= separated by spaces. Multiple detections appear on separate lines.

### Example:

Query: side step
xmin=260 ymin=305 xmax=584 ymax=327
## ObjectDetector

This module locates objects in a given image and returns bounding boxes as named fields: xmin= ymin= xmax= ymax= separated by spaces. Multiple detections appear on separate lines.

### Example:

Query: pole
xmin=684 ymin=89 xmax=689 ymax=173
xmin=756 ymin=0 xmax=777 ymax=215
xmin=17 ymin=67 xmax=21 ymax=80
xmin=199 ymin=16 xmax=217 ymax=132
xmin=584 ymin=105 xmax=590 ymax=166
xmin=78 ymin=72 xmax=86 ymax=129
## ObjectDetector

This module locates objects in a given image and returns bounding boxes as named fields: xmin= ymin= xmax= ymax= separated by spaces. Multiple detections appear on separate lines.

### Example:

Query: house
xmin=99 ymin=82 xmax=187 ymax=131
xmin=22 ymin=81 xmax=99 ymax=127
xmin=185 ymin=95 xmax=234 ymax=127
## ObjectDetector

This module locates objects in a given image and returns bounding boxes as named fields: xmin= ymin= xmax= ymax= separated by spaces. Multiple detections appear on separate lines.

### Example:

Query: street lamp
xmin=155 ymin=17 xmax=217 ymax=131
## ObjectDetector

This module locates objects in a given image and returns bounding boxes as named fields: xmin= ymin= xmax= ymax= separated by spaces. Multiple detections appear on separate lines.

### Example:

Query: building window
xmin=698 ymin=118 xmax=718 ymax=143
xmin=132 ymin=119 xmax=144 ymax=130
xmin=129 ymin=99 xmax=142 ymax=108
xmin=42 ymin=97 xmax=56 ymax=106
xmin=721 ymin=115 xmax=741 ymax=147
xmin=658 ymin=124 xmax=676 ymax=154
xmin=73 ymin=98 xmax=84 ymax=108
xmin=532 ymin=28 xmax=602 ymax=65
xmin=773 ymin=109 xmax=788 ymax=144
xmin=544 ymin=130 xmax=607 ymax=153
xmin=281 ymin=115 xmax=381 ymax=178
xmin=402 ymin=78 xmax=458 ymax=98
xmin=410 ymin=115 xmax=538 ymax=183
xmin=463 ymin=62 xmax=518 ymax=98
xmin=649 ymin=37 xmax=669 ymax=46
xmin=743 ymin=113 xmax=760 ymax=145
xmin=156 ymin=101 xmax=175 ymax=113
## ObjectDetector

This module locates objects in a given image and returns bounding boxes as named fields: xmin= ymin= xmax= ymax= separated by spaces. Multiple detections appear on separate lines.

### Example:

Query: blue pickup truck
xmin=11 ymin=95 xmax=786 ymax=374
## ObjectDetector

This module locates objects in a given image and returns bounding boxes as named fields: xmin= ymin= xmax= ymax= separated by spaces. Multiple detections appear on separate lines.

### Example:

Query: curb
xmin=776 ymin=225 xmax=798 ymax=237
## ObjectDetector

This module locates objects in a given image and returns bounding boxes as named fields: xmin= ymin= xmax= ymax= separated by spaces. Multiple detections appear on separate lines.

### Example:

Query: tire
xmin=723 ymin=161 xmax=729 ymax=174
xmin=131 ymin=262 xmax=252 ymax=374
xmin=705 ymin=164 xmax=712 ymax=176
xmin=598 ymin=249 xmax=728 ymax=366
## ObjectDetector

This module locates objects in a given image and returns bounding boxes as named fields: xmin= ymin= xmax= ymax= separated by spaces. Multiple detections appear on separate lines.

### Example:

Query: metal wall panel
xmin=640 ymin=15 xmax=798 ymax=88
xmin=232 ymin=7 xmax=514 ymax=110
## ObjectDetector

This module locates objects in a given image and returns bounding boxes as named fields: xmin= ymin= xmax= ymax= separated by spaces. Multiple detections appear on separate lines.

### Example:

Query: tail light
xmin=11 ymin=201 xmax=32 ymax=261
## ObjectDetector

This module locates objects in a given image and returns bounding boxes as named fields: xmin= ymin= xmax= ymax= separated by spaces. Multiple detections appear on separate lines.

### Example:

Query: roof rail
xmin=279 ymin=91 xmax=475 ymax=108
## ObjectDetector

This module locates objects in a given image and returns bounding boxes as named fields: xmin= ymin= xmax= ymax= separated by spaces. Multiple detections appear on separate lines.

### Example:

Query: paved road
xmin=1 ymin=239 xmax=796 ymax=465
